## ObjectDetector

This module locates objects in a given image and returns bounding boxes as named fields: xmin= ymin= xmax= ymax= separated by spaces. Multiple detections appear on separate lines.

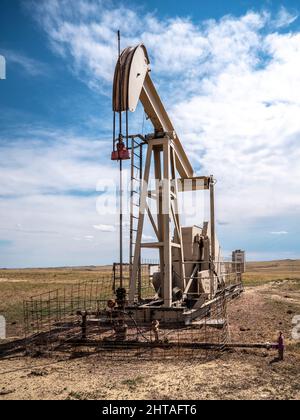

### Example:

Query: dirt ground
xmin=0 ymin=275 xmax=299 ymax=400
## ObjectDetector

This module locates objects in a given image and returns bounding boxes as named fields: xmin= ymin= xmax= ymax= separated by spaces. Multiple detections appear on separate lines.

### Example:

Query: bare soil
xmin=0 ymin=272 xmax=299 ymax=400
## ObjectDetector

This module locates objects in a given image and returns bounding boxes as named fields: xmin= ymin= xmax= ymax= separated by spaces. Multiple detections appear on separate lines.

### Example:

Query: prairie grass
xmin=1 ymin=260 xmax=300 ymax=336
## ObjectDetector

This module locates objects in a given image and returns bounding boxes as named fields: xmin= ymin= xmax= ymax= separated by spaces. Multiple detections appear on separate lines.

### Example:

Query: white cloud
xmin=172 ymin=24 xmax=300 ymax=224
xmin=0 ymin=127 xmax=122 ymax=267
xmin=272 ymin=7 xmax=298 ymax=29
xmin=270 ymin=231 xmax=288 ymax=235
xmin=2 ymin=49 xmax=48 ymax=77
xmin=93 ymin=224 xmax=115 ymax=232
xmin=142 ymin=234 xmax=156 ymax=242
xmin=3 ymin=1 xmax=300 ymax=265
xmin=0 ymin=128 xmax=117 ymax=197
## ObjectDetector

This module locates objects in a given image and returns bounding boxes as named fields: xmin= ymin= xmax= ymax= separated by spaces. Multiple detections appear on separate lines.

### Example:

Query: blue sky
xmin=0 ymin=0 xmax=300 ymax=267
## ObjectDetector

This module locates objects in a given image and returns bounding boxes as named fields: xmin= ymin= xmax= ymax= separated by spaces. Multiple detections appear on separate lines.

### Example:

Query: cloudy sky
xmin=0 ymin=0 xmax=300 ymax=268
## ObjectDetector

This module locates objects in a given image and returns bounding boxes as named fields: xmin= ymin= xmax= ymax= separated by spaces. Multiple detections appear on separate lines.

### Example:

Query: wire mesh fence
xmin=23 ymin=264 xmax=239 ymax=360
xmin=23 ymin=276 xmax=113 ymax=354
xmin=112 ymin=262 xmax=156 ymax=300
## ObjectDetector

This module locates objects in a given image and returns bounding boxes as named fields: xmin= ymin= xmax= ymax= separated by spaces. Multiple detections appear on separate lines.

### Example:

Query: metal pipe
xmin=74 ymin=341 xmax=276 ymax=351
xmin=113 ymin=112 xmax=116 ymax=152
xmin=138 ymin=143 xmax=143 ymax=302
xmin=210 ymin=175 xmax=216 ymax=264
xmin=126 ymin=110 xmax=129 ymax=149
xmin=117 ymin=30 xmax=123 ymax=288
xmin=118 ymin=30 xmax=122 ymax=140
xmin=120 ymin=159 xmax=123 ymax=288
xmin=81 ymin=312 xmax=87 ymax=342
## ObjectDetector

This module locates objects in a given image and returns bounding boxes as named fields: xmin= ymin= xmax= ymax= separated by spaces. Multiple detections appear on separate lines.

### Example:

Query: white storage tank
xmin=232 ymin=250 xmax=246 ymax=273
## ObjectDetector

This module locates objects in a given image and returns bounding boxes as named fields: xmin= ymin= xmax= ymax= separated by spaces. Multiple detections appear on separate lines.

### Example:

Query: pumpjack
xmin=111 ymin=38 xmax=243 ymax=327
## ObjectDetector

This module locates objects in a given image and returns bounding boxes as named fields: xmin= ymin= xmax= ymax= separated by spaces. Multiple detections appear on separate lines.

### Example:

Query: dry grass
xmin=0 ymin=267 xmax=111 ymax=336
xmin=0 ymin=260 xmax=300 ymax=400
xmin=243 ymin=260 xmax=300 ymax=287
xmin=1 ymin=260 xmax=300 ymax=336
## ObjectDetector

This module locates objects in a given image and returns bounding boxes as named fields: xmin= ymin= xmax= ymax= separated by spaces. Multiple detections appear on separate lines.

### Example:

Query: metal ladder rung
xmin=130 ymin=140 xmax=143 ymax=276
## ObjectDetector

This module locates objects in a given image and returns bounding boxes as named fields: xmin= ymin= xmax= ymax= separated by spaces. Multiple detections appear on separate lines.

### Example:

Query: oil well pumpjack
xmin=110 ymin=40 xmax=243 ymax=329
xmin=22 ymin=41 xmax=245 ymax=355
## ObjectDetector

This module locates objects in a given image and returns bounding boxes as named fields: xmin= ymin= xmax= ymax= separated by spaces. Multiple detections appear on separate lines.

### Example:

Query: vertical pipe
xmin=120 ymin=159 xmax=123 ymax=288
xmin=210 ymin=175 xmax=216 ymax=263
xmin=113 ymin=263 xmax=116 ymax=293
xmin=154 ymin=148 xmax=164 ymax=286
xmin=163 ymin=141 xmax=172 ymax=307
xmin=210 ymin=175 xmax=216 ymax=299
xmin=129 ymin=138 xmax=134 ymax=282
xmin=126 ymin=110 xmax=129 ymax=149
xmin=113 ymin=112 xmax=116 ymax=152
xmin=117 ymin=30 xmax=123 ymax=289
xmin=118 ymin=30 xmax=122 ymax=140
xmin=138 ymin=143 xmax=143 ymax=301
xmin=81 ymin=312 xmax=87 ymax=342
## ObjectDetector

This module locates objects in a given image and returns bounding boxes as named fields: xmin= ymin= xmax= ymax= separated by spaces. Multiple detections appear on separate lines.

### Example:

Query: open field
xmin=243 ymin=260 xmax=300 ymax=287
xmin=0 ymin=260 xmax=299 ymax=400
xmin=0 ymin=267 xmax=112 ymax=337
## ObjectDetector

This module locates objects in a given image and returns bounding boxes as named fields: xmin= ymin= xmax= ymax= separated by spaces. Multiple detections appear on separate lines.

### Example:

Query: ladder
xmin=129 ymin=137 xmax=143 ymax=300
